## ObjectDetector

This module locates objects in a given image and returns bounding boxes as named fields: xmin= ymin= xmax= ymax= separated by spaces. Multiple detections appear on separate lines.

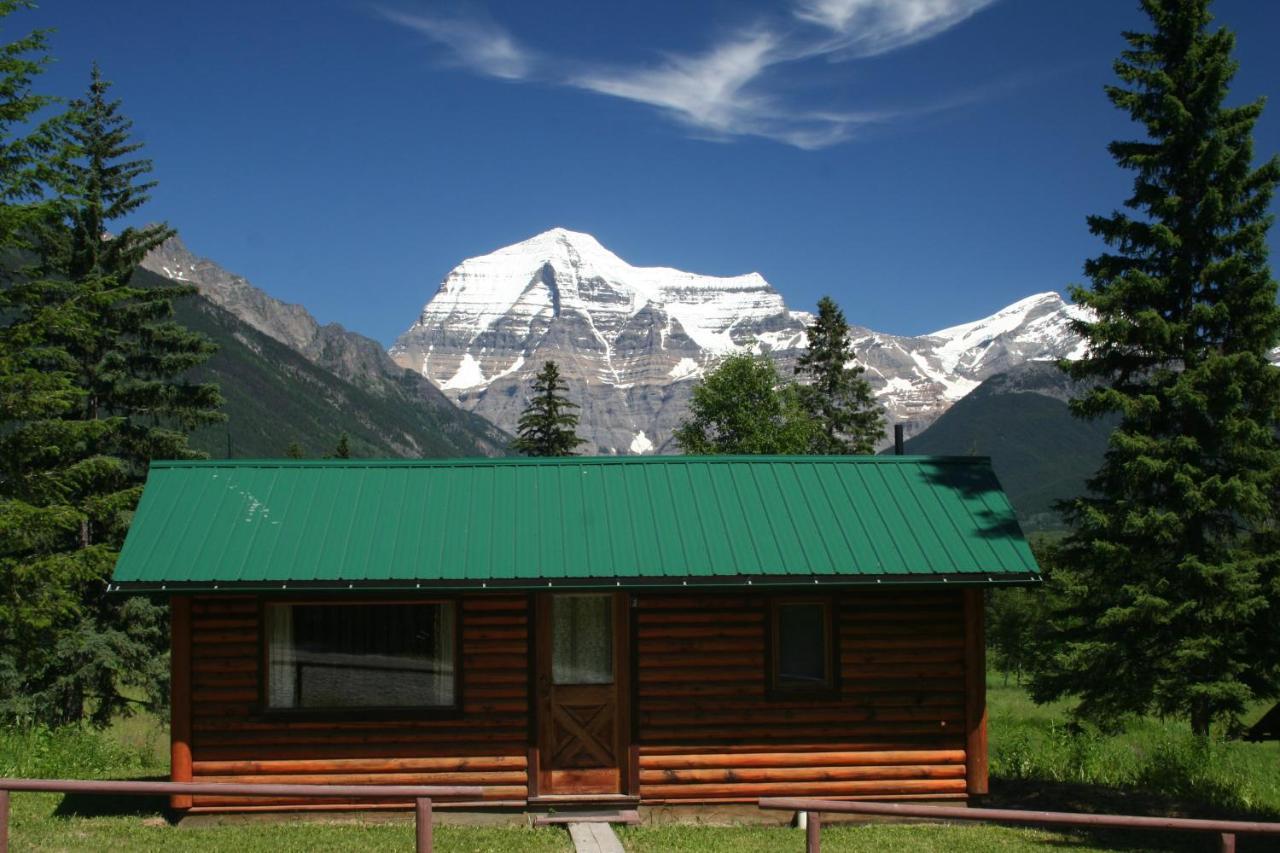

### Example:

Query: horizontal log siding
xmin=184 ymin=595 xmax=529 ymax=810
xmin=634 ymin=591 xmax=970 ymax=803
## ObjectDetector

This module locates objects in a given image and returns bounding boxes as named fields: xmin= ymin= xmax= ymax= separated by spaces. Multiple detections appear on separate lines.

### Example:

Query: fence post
xmin=1220 ymin=832 xmax=1235 ymax=853
xmin=415 ymin=797 xmax=433 ymax=853
xmin=1 ymin=788 xmax=8 ymax=853
xmin=805 ymin=810 xmax=820 ymax=853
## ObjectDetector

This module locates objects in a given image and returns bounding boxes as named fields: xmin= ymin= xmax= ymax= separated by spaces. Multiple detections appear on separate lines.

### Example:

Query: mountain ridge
xmin=139 ymin=237 xmax=510 ymax=457
xmin=901 ymin=361 xmax=1114 ymax=530
xmin=391 ymin=228 xmax=1090 ymax=453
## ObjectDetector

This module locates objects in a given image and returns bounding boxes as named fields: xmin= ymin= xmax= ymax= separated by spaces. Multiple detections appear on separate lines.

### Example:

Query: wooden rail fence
xmin=759 ymin=797 xmax=1280 ymax=853
xmin=0 ymin=778 xmax=483 ymax=852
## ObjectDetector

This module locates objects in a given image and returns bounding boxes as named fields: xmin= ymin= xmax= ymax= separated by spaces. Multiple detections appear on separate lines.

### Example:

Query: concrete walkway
xmin=567 ymin=821 xmax=625 ymax=853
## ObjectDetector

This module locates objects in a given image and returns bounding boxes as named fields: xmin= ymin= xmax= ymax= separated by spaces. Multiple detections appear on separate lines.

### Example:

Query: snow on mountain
xmin=927 ymin=292 xmax=1090 ymax=375
xmin=391 ymin=228 xmax=1093 ymax=454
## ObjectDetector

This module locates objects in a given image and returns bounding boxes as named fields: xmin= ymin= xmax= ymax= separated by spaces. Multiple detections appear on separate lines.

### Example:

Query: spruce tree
xmin=334 ymin=432 xmax=351 ymax=459
xmin=0 ymin=9 xmax=157 ymax=725
xmin=1029 ymin=0 xmax=1280 ymax=735
xmin=286 ymin=440 xmax=305 ymax=459
xmin=794 ymin=296 xmax=884 ymax=454
xmin=1 ymin=63 xmax=221 ymax=725
xmin=675 ymin=353 xmax=820 ymax=455
xmin=512 ymin=361 xmax=586 ymax=456
xmin=49 ymin=64 xmax=223 ymax=475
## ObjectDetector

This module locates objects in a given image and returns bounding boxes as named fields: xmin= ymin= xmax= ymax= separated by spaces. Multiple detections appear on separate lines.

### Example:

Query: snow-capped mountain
xmin=391 ymin=228 xmax=1090 ymax=454
xmin=852 ymin=292 xmax=1089 ymax=428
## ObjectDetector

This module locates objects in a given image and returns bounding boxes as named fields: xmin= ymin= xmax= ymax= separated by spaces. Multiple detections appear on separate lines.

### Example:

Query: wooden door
xmin=535 ymin=592 xmax=629 ymax=797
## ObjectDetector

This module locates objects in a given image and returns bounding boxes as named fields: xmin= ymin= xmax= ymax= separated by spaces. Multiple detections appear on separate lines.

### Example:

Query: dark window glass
xmin=774 ymin=601 xmax=832 ymax=690
xmin=266 ymin=603 xmax=455 ymax=710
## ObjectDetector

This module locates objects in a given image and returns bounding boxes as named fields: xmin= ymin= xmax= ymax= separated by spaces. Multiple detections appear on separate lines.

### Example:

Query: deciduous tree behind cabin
xmin=675 ymin=352 xmax=820 ymax=455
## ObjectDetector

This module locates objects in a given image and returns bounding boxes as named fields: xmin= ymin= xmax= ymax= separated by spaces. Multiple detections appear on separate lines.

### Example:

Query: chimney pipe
xmin=894 ymin=424 xmax=905 ymax=456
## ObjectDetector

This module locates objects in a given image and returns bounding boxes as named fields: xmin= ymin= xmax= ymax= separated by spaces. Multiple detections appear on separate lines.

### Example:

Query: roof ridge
xmin=150 ymin=455 xmax=995 ymax=469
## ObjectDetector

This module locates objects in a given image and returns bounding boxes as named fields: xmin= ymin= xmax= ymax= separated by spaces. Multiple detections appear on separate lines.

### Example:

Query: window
xmin=769 ymin=598 xmax=836 ymax=696
xmin=551 ymin=593 xmax=614 ymax=685
xmin=265 ymin=602 xmax=456 ymax=711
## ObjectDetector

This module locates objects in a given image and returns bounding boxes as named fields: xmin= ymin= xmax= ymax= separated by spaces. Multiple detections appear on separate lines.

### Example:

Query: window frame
xmin=766 ymin=596 xmax=840 ymax=701
xmin=256 ymin=597 xmax=463 ymax=721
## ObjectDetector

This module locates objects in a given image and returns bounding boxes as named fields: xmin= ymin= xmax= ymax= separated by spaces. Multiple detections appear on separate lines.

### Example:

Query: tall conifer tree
xmin=794 ymin=296 xmax=884 ymax=454
xmin=512 ymin=361 xmax=586 ymax=456
xmin=1029 ymin=0 xmax=1280 ymax=735
xmin=0 ymin=8 xmax=153 ymax=725
xmin=49 ymin=64 xmax=222 ymax=478
xmin=2 ymin=62 xmax=222 ymax=725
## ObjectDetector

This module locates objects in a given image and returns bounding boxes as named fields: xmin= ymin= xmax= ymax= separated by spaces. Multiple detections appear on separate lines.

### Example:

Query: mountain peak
xmin=535 ymin=226 xmax=602 ymax=246
xmin=392 ymin=234 xmax=1093 ymax=455
xmin=505 ymin=227 xmax=605 ymax=252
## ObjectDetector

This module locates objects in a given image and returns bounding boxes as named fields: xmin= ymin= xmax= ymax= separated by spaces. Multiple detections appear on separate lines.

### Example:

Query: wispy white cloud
xmin=569 ymin=29 xmax=893 ymax=149
xmin=378 ymin=0 xmax=1001 ymax=148
xmin=377 ymin=7 xmax=533 ymax=80
xmin=794 ymin=0 xmax=997 ymax=57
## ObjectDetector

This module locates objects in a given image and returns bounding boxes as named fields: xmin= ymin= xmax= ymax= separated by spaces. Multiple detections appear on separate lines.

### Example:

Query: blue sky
xmin=25 ymin=0 xmax=1280 ymax=345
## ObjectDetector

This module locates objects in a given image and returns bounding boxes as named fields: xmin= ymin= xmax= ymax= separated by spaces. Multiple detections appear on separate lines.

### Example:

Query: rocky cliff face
xmin=140 ymin=236 xmax=510 ymax=455
xmin=390 ymin=228 xmax=810 ymax=454
xmin=391 ymin=228 xmax=1090 ymax=453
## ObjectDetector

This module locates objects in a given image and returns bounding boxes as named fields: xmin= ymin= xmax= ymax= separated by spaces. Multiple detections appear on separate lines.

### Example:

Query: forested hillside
xmin=132 ymin=267 xmax=511 ymax=459
xmin=902 ymin=363 xmax=1114 ymax=530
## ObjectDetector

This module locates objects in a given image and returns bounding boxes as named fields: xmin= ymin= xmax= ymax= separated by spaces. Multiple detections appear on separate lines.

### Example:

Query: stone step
xmin=534 ymin=809 xmax=640 ymax=826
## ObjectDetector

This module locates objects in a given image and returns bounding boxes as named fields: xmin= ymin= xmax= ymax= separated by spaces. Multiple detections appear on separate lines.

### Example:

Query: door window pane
xmin=775 ymin=601 xmax=832 ymax=689
xmin=552 ymin=594 xmax=613 ymax=685
xmin=266 ymin=602 xmax=455 ymax=709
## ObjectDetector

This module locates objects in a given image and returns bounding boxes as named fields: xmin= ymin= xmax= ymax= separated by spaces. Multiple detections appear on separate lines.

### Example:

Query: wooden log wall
xmin=634 ymin=590 xmax=973 ymax=803
xmin=181 ymin=595 xmax=530 ymax=811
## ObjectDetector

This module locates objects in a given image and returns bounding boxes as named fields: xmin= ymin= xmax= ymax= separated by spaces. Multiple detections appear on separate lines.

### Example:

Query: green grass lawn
xmin=2 ymin=680 xmax=1278 ymax=851
xmin=617 ymin=823 xmax=1183 ymax=852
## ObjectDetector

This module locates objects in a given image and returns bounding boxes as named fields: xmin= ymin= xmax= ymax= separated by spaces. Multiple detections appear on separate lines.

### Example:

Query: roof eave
xmin=111 ymin=572 xmax=1043 ymax=595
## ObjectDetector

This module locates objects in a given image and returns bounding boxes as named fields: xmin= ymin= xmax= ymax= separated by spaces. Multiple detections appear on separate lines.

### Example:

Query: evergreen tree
xmin=1 ymin=61 xmax=220 ymax=725
xmin=1029 ymin=0 xmax=1280 ymax=736
xmin=794 ymin=296 xmax=884 ymax=454
xmin=286 ymin=440 xmax=305 ymax=459
xmin=48 ymin=64 xmax=223 ymax=475
xmin=0 ymin=9 xmax=158 ymax=725
xmin=511 ymin=361 xmax=586 ymax=456
xmin=0 ymin=0 xmax=52 ymax=242
xmin=675 ymin=353 xmax=820 ymax=455
xmin=334 ymin=432 xmax=351 ymax=459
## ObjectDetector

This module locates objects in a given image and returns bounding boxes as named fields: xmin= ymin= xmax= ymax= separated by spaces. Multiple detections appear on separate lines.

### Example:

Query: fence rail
xmin=0 ymin=778 xmax=483 ymax=853
xmin=759 ymin=797 xmax=1280 ymax=853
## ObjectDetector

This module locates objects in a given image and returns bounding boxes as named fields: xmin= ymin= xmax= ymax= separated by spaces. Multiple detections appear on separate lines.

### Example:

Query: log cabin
xmin=109 ymin=455 xmax=1041 ymax=814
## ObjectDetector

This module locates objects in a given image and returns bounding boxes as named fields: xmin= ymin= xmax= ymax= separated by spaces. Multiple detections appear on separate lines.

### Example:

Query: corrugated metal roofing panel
xmin=110 ymin=456 xmax=1041 ymax=590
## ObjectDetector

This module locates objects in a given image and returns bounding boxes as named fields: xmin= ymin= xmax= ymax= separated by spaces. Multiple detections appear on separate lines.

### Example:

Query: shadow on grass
xmin=984 ymin=777 xmax=1280 ymax=852
xmin=51 ymin=774 xmax=174 ymax=821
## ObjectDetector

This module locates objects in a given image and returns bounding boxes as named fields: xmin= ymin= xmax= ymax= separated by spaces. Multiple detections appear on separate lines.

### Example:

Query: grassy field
xmin=2 ymin=680 xmax=1278 ymax=851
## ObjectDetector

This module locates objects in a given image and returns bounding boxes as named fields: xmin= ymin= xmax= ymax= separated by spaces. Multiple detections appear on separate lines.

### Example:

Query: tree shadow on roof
xmin=919 ymin=459 xmax=1027 ymax=542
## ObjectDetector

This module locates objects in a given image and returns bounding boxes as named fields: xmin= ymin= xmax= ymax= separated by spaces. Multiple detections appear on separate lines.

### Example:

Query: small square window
xmin=770 ymin=599 xmax=836 ymax=696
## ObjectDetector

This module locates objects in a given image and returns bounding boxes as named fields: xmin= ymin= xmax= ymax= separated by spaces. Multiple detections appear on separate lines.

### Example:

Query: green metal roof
xmin=110 ymin=456 xmax=1041 ymax=591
